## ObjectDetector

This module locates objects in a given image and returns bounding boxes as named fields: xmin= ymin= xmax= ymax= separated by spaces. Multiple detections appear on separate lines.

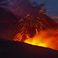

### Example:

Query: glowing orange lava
xmin=14 ymin=29 xmax=58 ymax=50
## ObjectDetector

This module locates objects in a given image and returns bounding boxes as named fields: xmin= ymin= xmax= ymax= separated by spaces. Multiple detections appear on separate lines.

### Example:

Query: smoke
xmin=0 ymin=0 xmax=46 ymax=17
xmin=29 ymin=0 xmax=45 ymax=7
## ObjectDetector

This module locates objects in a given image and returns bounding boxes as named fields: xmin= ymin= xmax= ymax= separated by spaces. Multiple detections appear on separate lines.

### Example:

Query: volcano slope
xmin=0 ymin=39 xmax=58 ymax=58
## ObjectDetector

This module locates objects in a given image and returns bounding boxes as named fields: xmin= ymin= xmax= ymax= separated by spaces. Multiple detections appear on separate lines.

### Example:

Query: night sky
xmin=0 ymin=0 xmax=58 ymax=16
xmin=29 ymin=0 xmax=58 ymax=16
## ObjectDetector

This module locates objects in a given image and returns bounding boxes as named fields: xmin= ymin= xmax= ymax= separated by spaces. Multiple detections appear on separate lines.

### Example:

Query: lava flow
xmin=14 ymin=29 xmax=58 ymax=50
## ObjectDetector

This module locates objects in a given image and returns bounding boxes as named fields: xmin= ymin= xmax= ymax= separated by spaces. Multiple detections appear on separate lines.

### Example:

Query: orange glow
xmin=14 ymin=29 xmax=58 ymax=50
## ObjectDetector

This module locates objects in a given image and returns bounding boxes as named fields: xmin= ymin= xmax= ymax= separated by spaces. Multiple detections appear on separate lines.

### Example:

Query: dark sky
xmin=29 ymin=0 xmax=58 ymax=16
xmin=0 ymin=0 xmax=58 ymax=16
xmin=45 ymin=0 xmax=58 ymax=16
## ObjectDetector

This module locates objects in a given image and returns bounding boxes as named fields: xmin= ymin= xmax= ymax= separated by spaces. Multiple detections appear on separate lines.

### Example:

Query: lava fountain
xmin=14 ymin=7 xmax=58 ymax=50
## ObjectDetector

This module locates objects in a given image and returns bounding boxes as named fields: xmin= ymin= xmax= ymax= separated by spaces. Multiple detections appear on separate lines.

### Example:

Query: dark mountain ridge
xmin=0 ymin=39 xmax=58 ymax=58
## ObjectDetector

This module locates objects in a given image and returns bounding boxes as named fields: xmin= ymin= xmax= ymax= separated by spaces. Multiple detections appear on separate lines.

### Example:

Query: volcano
xmin=0 ymin=2 xmax=58 ymax=58
xmin=14 ymin=4 xmax=58 ymax=50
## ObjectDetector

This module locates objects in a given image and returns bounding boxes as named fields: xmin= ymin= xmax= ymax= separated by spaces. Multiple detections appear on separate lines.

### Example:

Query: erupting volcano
xmin=14 ymin=4 xmax=58 ymax=50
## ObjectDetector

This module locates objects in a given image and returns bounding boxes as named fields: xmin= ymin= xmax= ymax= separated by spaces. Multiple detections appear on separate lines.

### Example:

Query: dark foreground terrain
xmin=0 ymin=39 xmax=58 ymax=58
